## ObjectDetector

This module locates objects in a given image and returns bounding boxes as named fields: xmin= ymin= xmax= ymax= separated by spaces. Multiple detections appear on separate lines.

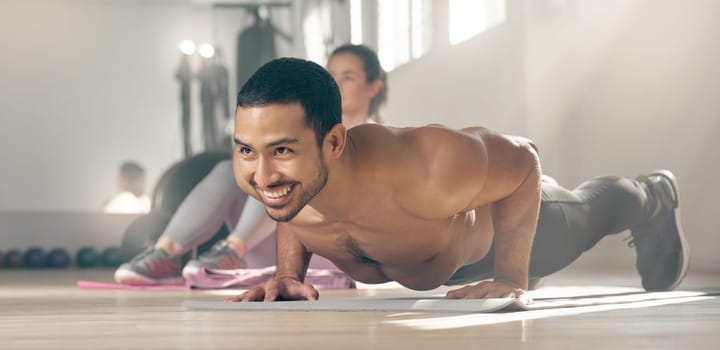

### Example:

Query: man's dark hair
xmin=236 ymin=57 xmax=342 ymax=145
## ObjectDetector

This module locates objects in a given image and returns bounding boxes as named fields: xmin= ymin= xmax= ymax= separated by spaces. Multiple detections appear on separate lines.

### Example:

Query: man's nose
xmin=253 ymin=157 xmax=280 ymax=188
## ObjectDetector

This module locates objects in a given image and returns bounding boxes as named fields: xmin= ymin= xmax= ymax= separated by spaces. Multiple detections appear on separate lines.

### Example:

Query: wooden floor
xmin=1 ymin=268 xmax=718 ymax=349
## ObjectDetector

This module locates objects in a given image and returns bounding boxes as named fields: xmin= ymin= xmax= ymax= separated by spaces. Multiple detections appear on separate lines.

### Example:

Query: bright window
xmin=410 ymin=0 xmax=432 ymax=59
xmin=350 ymin=0 xmax=363 ymax=44
xmin=375 ymin=0 xmax=432 ymax=71
xmin=303 ymin=4 xmax=329 ymax=64
xmin=449 ymin=0 xmax=506 ymax=45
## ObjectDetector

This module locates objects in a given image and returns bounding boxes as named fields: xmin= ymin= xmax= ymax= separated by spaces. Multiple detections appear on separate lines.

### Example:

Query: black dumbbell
xmin=3 ymin=249 xmax=24 ymax=268
xmin=24 ymin=247 xmax=47 ymax=268
xmin=47 ymin=248 xmax=72 ymax=268
xmin=76 ymin=246 xmax=100 ymax=268
xmin=100 ymin=247 xmax=123 ymax=268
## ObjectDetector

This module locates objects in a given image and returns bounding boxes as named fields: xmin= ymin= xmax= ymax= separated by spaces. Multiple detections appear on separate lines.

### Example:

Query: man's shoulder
xmin=348 ymin=124 xmax=491 ymax=170
xmin=349 ymin=122 xmax=474 ymax=136
xmin=402 ymin=125 xmax=490 ymax=161
xmin=381 ymin=125 xmax=493 ymax=218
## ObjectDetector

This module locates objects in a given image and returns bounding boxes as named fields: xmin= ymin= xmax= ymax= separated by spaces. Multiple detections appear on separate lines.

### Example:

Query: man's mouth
xmin=257 ymin=184 xmax=296 ymax=203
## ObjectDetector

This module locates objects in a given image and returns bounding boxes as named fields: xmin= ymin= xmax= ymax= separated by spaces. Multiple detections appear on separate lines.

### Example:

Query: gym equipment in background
xmin=3 ymin=249 xmax=23 ymax=268
xmin=47 ymin=248 xmax=72 ymax=268
xmin=100 ymin=247 xmax=123 ymax=268
xmin=76 ymin=246 xmax=100 ymax=268
xmin=24 ymin=247 xmax=47 ymax=268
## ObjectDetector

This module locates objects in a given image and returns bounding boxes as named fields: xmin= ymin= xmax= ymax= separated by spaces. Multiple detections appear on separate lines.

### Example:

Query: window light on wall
xmin=449 ymin=0 xmax=506 ymax=45
xmin=350 ymin=0 xmax=363 ymax=44
xmin=303 ymin=4 xmax=330 ymax=64
xmin=376 ymin=0 xmax=431 ymax=71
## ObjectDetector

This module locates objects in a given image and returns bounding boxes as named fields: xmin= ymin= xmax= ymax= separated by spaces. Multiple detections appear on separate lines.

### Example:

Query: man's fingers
xmin=445 ymin=286 xmax=469 ymax=299
xmin=264 ymin=284 xmax=280 ymax=302
xmin=461 ymin=286 xmax=492 ymax=299
xmin=480 ymin=286 xmax=519 ymax=299
xmin=445 ymin=282 xmax=530 ymax=300
xmin=445 ymin=285 xmax=484 ymax=299
xmin=300 ymin=284 xmax=319 ymax=301
xmin=224 ymin=295 xmax=243 ymax=302
xmin=224 ymin=280 xmax=320 ymax=303
xmin=225 ymin=288 xmax=262 ymax=302
xmin=499 ymin=288 xmax=528 ymax=299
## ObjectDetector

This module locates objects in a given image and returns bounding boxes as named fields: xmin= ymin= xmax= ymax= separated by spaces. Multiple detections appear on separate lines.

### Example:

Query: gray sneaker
xmin=182 ymin=240 xmax=247 ymax=279
xmin=629 ymin=170 xmax=690 ymax=291
xmin=114 ymin=247 xmax=185 ymax=285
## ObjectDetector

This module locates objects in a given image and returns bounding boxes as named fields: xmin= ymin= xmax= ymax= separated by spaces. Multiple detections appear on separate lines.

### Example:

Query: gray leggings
xmin=446 ymin=176 xmax=655 ymax=285
xmin=162 ymin=160 xmax=255 ymax=251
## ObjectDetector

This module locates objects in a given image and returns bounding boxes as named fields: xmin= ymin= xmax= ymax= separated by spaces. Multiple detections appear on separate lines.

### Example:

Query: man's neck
xmin=303 ymin=133 xmax=358 ymax=222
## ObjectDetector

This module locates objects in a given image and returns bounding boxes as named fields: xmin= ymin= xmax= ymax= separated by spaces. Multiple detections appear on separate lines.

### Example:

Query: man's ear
xmin=324 ymin=123 xmax=348 ymax=159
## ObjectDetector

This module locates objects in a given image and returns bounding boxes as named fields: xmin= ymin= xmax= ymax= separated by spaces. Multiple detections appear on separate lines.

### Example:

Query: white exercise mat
xmin=184 ymin=296 xmax=527 ymax=313
xmin=183 ymin=289 xmax=712 ymax=313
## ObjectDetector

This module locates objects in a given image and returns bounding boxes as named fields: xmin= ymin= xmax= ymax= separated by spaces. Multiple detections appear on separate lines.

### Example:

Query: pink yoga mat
xmin=77 ymin=280 xmax=190 ymax=291
xmin=185 ymin=267 xmax=356 ymax=290
xmin=77 ymin=267 xmax=354 ymax=291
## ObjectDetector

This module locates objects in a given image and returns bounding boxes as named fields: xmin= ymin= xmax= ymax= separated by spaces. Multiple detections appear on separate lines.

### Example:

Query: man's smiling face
xmin=233 ymin=102 xmax=328 ymax=222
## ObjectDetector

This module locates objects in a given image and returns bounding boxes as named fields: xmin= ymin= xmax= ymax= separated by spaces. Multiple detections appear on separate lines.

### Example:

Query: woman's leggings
xmin=162 ymin=160 xmax=252 ymax=252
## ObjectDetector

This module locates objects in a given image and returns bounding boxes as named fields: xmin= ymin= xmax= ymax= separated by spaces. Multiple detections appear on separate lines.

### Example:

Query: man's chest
xmin=293 ymin=211 xmax=465 ymax=265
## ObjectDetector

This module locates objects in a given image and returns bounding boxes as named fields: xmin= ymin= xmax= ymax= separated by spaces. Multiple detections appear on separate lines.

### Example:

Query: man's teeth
xmin=262 ymin=186 xmax=292 ymax=199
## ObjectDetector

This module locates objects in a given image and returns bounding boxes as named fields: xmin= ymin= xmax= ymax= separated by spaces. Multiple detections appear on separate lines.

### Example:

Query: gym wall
xmin=386 ymin=0 xmax=720 ymax=273
xmin=0 ymin=1 xmax=214 ymax=212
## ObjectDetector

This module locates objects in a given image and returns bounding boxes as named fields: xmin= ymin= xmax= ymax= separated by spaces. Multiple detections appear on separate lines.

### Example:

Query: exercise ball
xmin=151 ymin=151 xmax=230 ymax=214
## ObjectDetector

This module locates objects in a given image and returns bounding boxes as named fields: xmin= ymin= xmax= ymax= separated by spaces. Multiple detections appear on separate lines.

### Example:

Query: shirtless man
xmin=227 ymin=58 xmax=688 ymax=302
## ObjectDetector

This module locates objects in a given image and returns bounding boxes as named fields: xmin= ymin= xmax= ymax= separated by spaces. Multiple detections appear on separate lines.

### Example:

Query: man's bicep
xmin=491 ymin=165 xmax=542 ymax=235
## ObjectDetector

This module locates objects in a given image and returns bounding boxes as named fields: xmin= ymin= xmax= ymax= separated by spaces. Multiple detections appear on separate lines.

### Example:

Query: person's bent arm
xmin=226 ymin=222 xmax=317 ymax=302
xmin=274 ymin=222 xmax=313 ymax=282
xmin=444 ymin=133 xmax=541 ymax=301
xmin=490 ymin=151 xmax=541 ymax=291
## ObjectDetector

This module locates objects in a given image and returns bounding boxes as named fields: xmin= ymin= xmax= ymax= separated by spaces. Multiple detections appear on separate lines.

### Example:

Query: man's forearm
xmin=491 ymin=160 xmax=541 ymax=290
xmin=275 ymin=223 xmax=312 ymax=282
xmin=493 ymin=227 xmax=535 ymax=289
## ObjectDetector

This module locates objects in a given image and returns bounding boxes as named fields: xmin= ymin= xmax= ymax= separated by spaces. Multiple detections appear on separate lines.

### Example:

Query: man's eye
xmin=275 ymin=147 xmax=291 ymax=155
xmin=239 ymin=147 xmax=252 ymax=155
